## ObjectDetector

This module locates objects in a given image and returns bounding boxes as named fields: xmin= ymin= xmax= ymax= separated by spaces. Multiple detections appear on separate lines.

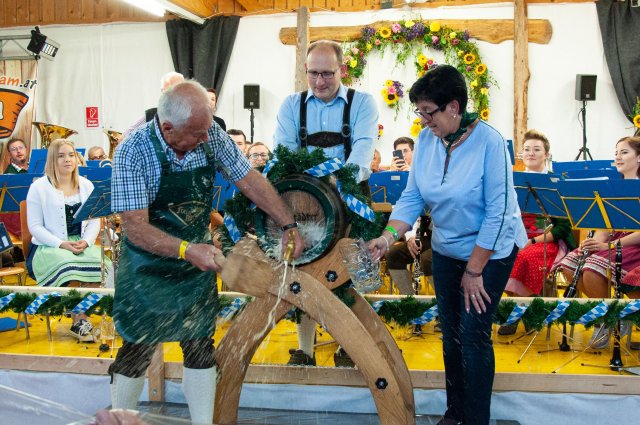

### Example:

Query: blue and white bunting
xmin=503 ymin=304 xmax=529 ymax=326
xmin=371 ymin=301 xmax=384 ymax=313
xmin=25 ymin=292 xmax=61 ymax=315
xmin=223 ymin=214 xmax=241 ymax=243
xmin=262 ymin=158 xmax=278 ymax=176
xmin=619 ymin=300 xmax=640 ymax=319
xmin=0 ymin=293 xmax=16 ymax=310
xmin=304 ymin=158 xmax=344 ymax=178
xmin=410 ymin=305 xmax=439 ymax=325
xmin=543 ymin=300 xmax=570 ymax=325
xmin=217 ymin=297 xmax=246 ymax=321
xmin=336 ymin=181 xmax=375 ymax=223
xmin=575 ymin=301 xmax=609 ymax=326
xmin=71 ymin=294 xmax=104 ymax=315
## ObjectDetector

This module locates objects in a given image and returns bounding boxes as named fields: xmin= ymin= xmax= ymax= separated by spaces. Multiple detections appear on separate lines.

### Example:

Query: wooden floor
xmin=1 ymin=273 xmax=639 ymax=378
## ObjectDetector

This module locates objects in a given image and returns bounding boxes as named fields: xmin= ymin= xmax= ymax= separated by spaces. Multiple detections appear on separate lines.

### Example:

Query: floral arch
xmin=340 ymin=20 xmax=495 ymax=125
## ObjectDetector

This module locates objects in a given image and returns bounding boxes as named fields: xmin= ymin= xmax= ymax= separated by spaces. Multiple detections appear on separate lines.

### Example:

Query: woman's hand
xmin=368 ymin=236 xmax=390 ymax=262
xmin=579 ymin=237 xmax=607 ymax=253
xmin=461 ymin=272 xmax=491 ymax=314
xmin=59 ymin=241 xmax=83 ymax=255
xmin=407 ymin=236 xmax=420 ymax=258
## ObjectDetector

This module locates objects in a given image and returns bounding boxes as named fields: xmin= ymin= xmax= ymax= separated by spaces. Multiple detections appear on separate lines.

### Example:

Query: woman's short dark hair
xmin=409 ymin=64 xmax=468 ymax=112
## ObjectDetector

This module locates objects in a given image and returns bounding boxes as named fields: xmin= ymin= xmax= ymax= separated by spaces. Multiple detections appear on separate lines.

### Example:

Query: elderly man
xmin=109 ymin=81 xmax=303 ymax=424
xmin=273 ymin=39 xmax=378 ymax=367
xmin=4 ymin=138 xmax=28 ymax=174
xmin=87 ymin=146 xmax=107 ymax=161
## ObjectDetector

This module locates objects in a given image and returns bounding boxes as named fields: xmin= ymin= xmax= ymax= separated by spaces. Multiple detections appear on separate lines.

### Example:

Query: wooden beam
xmin=167 ymin=0 xmax=215 ymax=18
xmin=295 ymin=7 xmax=310 ymax=92
xmin=514 ymin=0 xmax=530 ymax=152
xmin=280 ymin=19 xmax=553 ymax=46
xmin=234 ymin=0 xmax=264 ymax=12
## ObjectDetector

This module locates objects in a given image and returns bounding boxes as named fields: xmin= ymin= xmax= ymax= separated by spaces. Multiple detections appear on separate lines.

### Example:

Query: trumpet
xmin=563 ymin=230 xmax=595 ymax=298
xmin=103 ymin=129 xmax=123 ymax=159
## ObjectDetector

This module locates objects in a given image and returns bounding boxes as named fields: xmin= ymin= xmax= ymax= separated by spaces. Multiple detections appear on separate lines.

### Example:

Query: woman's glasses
xmin=414 ymin=104 xmax=447 ymax=120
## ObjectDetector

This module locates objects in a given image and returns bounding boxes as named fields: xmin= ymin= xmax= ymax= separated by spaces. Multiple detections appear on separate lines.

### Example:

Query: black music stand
xmin=556 ymin=179 xmax=640 ymax=372
xmin=73 ymin=180 xmax=112 ymax=224
xmin=0 ymin=174 xmax=40 ymax=213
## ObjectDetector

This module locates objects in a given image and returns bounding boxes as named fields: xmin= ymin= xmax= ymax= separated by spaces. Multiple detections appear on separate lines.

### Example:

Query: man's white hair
xmin=157 ymin=80 xmax=210 ymax=130
xmin=160 ymin=71 xmax=184 ymax=91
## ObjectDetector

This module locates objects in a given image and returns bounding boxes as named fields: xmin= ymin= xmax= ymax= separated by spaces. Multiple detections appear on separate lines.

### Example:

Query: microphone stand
xmin=575 ymin=100 xmax=593 ymax=160
xmin=249 ymin=107 xmax=255 ymax=143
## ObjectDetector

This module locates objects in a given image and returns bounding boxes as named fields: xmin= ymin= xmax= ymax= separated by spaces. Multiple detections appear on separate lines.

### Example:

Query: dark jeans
xmin=433 ymin=245 xmax=518 ymax=425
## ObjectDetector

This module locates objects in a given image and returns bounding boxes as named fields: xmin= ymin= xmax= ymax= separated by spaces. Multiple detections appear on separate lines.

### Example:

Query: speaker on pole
xmin=575 ymin=75 xmax=597 ymax=101
xmin=244 ymin=84 xmax=260 ymax=109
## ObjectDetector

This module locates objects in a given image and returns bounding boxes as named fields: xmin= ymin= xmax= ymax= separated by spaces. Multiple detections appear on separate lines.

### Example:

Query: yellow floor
xmin=2 ymin=273 xmax=639 ymax=376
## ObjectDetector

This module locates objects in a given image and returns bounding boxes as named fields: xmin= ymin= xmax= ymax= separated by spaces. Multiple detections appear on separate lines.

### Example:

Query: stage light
xmin=26 ymin=27 xmax=59 ymax=61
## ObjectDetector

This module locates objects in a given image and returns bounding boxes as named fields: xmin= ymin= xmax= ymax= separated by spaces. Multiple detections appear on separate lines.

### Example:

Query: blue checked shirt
xmin=111 ymin=118 xmax=251 ymax=212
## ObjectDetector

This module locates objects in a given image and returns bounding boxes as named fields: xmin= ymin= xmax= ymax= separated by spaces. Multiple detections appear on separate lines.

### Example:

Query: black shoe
xmin=498 ymin=323 xmax=518 ymax=335
xmin=412 ymin=324 xmax=423 ymax=335
xmin=436 ymin=418 xmax=463 ymax=425
xmin=333 ymin=347 xmax=355 ymax=368
xmin=287 ymin=349 xmax=316 ymax=366
xmin=69 ymin=319 xmax=96 ymax=343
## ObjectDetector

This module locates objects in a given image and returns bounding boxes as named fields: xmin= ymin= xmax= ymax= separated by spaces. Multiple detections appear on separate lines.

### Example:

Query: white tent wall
xmin=0 ymin=2 xmax=632 ymax=164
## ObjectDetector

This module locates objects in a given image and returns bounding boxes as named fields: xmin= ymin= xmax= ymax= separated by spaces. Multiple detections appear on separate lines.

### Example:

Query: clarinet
xmin=610 ymin=240 xmax=623 ymax=370
xmin=563 ymin=230 xmax=595 ymax=298
xmin=412 ymin=239 xmax=423 ymax=295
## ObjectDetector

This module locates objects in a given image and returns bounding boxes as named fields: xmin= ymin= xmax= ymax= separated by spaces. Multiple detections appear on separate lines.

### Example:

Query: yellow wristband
xmin=178 ymin=240 xmax=189 ymax=260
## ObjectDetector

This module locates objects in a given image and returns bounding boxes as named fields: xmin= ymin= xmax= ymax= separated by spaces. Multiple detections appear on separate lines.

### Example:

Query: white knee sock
xmin=183 ymin=366 xmax=217 ymax=425
xmin=110 ymin=373 xmax=144 ymax=410
xmin=296 ymin=314 xmax=316 ymax=357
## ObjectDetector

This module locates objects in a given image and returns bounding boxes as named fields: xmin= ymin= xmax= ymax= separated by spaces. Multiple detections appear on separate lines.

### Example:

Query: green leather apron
xmin=114 ymin=122 xmax=217 ymax=344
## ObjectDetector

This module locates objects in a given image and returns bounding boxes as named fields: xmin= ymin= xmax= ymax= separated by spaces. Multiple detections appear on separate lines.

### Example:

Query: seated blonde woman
xmin=26 ymin=139 xmax=113 ymax=342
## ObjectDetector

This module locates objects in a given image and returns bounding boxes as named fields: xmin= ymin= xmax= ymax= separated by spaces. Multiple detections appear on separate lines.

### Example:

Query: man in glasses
xmin=246 ymin=142 xmax=271 ymax=168
xmin=87 ymin=146 xmax=107 ymax=161
xmin=4 ymin=138 xmax=29 ymax=174
xmin=273 ymin=40 xmax=378 ymax=368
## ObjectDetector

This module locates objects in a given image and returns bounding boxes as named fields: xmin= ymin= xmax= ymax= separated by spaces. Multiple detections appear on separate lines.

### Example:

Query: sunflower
xmin=449 ymin=32 xmax=457 ymax=39
xmin=410 ymin=123 xmax=422 ymax=137
xmin=385 ymin=79 xmax=394 ymax=87
xmin=480 ymin=87 xmax=489 ymax=96
xmin=379 ymin=27 xmax=392 ymax=38
xmin=475 ymin=64 xmax=487 ymax=75
xmin=464 ymin=53 xmax=476 ymax=64
xmin=634 ymin=115 xmax=640 ymax=128
xmin=457 ymin=50 xmax=465 ymax=57
xmin=349 ymin=59 xmax=358 ymax=68
xmin=417 ymin=54 xmax=428 ymax=67
xmin=470 ymin=80 xmax=478 ymax=89
xmin=385 ymin=93 xmax=398 ymax=105
xmin=480 ymin=109 xmax=490 ymax=121
xmin=429 ymin=21 xmax=441 ymax=32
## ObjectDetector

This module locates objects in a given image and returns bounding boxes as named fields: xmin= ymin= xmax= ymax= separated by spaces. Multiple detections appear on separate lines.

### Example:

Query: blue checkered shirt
xmin=111 ymin=118 xmax=251 ymax=212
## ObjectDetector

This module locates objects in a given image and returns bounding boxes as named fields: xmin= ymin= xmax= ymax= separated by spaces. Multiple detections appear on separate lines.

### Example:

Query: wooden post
xmin=147 ymin=345 xmax=165 ymax=402
xmin=513 ymin=0 xmax=531 ymax=153
xmin=295 ymin=7 xmax=310 ymax=92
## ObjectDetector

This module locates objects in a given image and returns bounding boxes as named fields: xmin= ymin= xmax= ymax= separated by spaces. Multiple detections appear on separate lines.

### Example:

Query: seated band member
xmin=553 ymin=136 xmax=640 ymax=348
xmin=247 ymin=142 xmax=271 ymax=168
xmin=26 ymin=139 xmax=113 ymax=341
xmin=87 ymin=146 xmax=107 ymax=161
xmin=4 ymin=138 xmax=29 ymax=174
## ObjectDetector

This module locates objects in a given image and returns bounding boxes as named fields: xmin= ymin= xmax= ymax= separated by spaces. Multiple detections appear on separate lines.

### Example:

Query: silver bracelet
xmin=380 ymin=236 xmax=390 ymax=252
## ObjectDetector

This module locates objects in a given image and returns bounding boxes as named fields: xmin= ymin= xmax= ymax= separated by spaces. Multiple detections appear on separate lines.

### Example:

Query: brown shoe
xmin=287 ymin=349 xmax=316 ymax=366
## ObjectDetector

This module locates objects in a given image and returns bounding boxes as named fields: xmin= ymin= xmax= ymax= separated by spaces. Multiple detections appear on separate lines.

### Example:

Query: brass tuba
xmin=103 ymin=129 xmax=123 ymax=159
xmin=32 ymin=122 xmax=78 ymax=149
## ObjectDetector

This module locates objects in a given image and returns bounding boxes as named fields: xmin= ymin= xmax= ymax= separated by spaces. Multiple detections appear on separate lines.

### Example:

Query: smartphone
xmin=392 ymin=149 xmax=405 ymax=163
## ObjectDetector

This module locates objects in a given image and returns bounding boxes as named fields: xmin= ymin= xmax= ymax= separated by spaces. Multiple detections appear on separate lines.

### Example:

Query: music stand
xmin=553 ymin=160 xmax=615 ymax=174
xmin=556 ymin=179 xmax=640 ymax=371
xmin=27 ymin=149 xmax=47 ymax=175
xmin=78 ymin=166 xmax=112 ymax=183
xmin=213 ymin=173 xmax=238 ymax=213
xmin=368 ymin=171 xmax=408 ymax=205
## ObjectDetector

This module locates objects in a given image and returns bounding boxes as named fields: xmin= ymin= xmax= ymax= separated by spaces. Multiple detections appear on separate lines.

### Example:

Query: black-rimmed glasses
xmin=306 ymin=70 xmax=338 ymax=80
xmin=414 ymin=104 xmax=447 ymax=120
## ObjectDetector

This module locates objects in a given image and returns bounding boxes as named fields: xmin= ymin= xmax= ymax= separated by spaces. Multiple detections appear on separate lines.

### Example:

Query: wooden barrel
xmin=255 ymin=174 xmax=348 ymax=265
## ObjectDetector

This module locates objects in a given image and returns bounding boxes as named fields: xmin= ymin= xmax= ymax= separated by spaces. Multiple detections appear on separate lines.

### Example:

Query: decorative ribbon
xmin=575 ymin=301 xmax=609 ymax=326
xmin=217 ymin=297 xmax=246 ymax=321
xmin=543 ymin=300 xmax=570 ymax=325
xmin=25 ymin=292 xmax=61 ymax=315
xmin=619 ymin=300 xmax=640 ymax=319
xmin=304 ymin=158 xmax=344 ymax=178
xmin=262 ymin=158 xmax=278 ymax=176
xmin=410 ymin=305 xmax=439 ymax=325
xmin=0 ymin=293 xmax=15 ymax=310
xmin=71 ymin=294 xmax=104 ymax=315
xmin=503 ymin=304 xmax=529 ymax=326
xmin=371 ymin=301 xmax=384 ymax=313
xmin=223 ymin=214 xmax=241 ymax=243
xmin=336 ymin=181 xmax=375 ymax=223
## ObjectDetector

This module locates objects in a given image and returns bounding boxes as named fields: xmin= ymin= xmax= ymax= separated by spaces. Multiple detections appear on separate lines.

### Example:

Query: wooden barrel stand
xmin=213 ymin=238 xmax=415 ymax=425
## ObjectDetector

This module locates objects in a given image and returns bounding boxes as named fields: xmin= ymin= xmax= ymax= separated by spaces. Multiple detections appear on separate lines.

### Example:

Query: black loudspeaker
xmin=575 ymin=75 xmax=597 ymax=101
xmin=244 ymin=84 xmax=260 ymax=109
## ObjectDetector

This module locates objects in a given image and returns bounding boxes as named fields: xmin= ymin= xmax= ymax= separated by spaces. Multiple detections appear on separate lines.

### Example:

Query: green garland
xmin=218 ymin=145 xmax=386 ymax=253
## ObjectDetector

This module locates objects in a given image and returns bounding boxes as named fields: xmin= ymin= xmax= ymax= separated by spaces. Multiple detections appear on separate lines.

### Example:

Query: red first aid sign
xmin=86 ymin=106 xmax=99 ymax=128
